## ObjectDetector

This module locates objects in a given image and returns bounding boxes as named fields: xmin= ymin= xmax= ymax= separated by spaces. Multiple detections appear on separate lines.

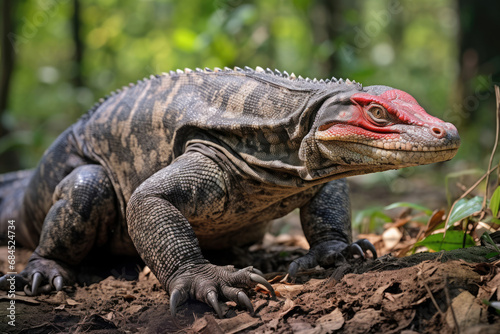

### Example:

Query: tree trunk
xmin=456 ymin=0 xmax=500 ymax=122
xmin=0 ymin=0 xmax=20 ymax=171
xmin=72 ymin=0 xmax=83 ymax=87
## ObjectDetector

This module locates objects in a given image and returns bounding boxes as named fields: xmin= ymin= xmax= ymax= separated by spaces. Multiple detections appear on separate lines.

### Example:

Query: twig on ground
xmin=444 ymin=165 xmax=499 ymax=230
xmin=482 ymin=85 xmax=500 ymax=211
xmin=444 ymin=275 xmax=460 ymax=334
xmin=417 ymin=266 xmax=444 ymax=316
xmin=444 ymin=86 xmax=500 ymax=233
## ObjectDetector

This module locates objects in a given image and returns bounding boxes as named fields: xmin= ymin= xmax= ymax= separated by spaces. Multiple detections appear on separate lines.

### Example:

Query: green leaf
xmin=486 ymin=251 xmax=500 ymax=259
xmin=353 ymin=207 xmax=391 ymax=232
xmin=490 ymin=301 xmax=500 ymax=312
xmin=354 ymin=207 xmax=385 ymax=226
xmin=482 ymin=300 xmax=500 ymax=315
xmin=445 ymin=169 xmax=484 ymax=207
xmin=384 ymin=202 xmax=433 ymax=215
xmin=480 ymin=232 xmax=500 ymax=253
xmin=446 ymin=196 xmax=483 ymax=229
xmin=413 ymin=215 xmax=433 ymax=224
xmin=489 ymin=186 xmax=500 ymax=217
xmin=416 ymin=231 xmax=476 ymax=251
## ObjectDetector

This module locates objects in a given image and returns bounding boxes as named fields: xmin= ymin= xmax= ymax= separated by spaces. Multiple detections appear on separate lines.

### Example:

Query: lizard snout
xmin=430 ymin=122 xmax=460 ymax=147
xmin=430 ymin=125 xmax=445 ymax=139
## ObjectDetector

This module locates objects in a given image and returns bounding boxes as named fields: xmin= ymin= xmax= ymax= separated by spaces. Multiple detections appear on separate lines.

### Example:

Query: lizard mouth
xmin=320 ymin=140 xmax=460 ymax=166
xmin=316 ymin=123 xmax=461 ymax=154
xmin=332 ymin=140 xmax=461 ymax=153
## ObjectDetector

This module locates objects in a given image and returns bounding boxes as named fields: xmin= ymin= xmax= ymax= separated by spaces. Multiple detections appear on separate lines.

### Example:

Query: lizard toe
xmin=167 ymin=263 xmax=272 ymax=317
xmin=343 ymin=243 xmax=365 ymax=259
xmin=53 ymin=275 xmax=64 ymax=291
xmin=248 ymin=273 xmax=276 ymax=299
xmin=289 ymin=239 xmax=378 ymax=277
xmin=221 ymin=286 xmax=254 ymax=315
xmin=289 ymin=240 xmax=347 ymax=277
xmin=237 ymin=291 xmax=254 ymax=315
xmin=12 ymin=252 xmax=75 ymax=295
xmin=169 ymin=288 xmax=187 ymax=318
xmin=206 ymin=290 xmax=223 ymax=318
xmin=289 ymin=252 xmax=315 ymax=278
xmin=354 ymin=239 xmax=378 ymax=259
xmin=28 ymin=272 xmax=42 ymax=296
xmin=24 ymin=272 xmax=62 ymax=296
xmin=250 ymin=267 xmax=264 ymax=276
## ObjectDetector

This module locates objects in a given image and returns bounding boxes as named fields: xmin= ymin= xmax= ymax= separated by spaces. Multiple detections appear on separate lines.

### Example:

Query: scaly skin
xmin=0 ymin=67 xmax=460 ymax=317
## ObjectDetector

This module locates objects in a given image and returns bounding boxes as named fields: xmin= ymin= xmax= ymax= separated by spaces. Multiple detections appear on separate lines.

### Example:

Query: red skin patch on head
xmin=318 ymin=123 xmax=399 ymax=140
xmin=317 ymin=89 xmax=444 ymax=141
xmin=351 ymin=89 xmax=443 ymax=126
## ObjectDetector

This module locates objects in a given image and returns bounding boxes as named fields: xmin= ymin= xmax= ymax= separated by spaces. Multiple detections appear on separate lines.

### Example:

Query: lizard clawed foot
xmin=168 ymin=264 xmax=275 ymax=318
xmin=0 ymin=252 xmax=74 ymax=296
xmin=288 ymin=239 xmax=377 ymax=277
xmin=343 ymin=239 xmax=377 ymax=260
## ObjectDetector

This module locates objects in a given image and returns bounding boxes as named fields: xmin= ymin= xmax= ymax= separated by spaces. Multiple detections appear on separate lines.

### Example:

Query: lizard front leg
xmin=126 ymin=151 xmax=274 ymax=318
xmin=289 ymin=179 xmax=377 ymax=276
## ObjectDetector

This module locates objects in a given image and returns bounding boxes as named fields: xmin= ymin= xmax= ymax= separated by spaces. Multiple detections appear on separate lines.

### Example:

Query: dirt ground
xmin=0 ymin=235 xmax=499 ymax=334
xmin=0 ymin=177 xmax=499 ymax=333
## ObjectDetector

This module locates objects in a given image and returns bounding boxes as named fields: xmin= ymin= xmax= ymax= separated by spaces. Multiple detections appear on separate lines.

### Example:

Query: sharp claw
xmin=237 ymin=291 xmax=254 ymax=315
xmin=249 ymin=273 xmax=276 ymax=300
xmin=207 ymin=290 xmax=223 ymax=318
xmin=243 ymin=266 xmax=264 ymax=276
xmin=251 ymin=268 xmax=264 ymax=276
xmin=358 ymin=239 xmax=378 ymax=259
xmin=31 ymin=272 xmax=42 ymax=296
xmin=170 ymin=289 xmax=182 ymax=318
xmin=24 ymin=284 xmax=32 ymax=296
xmin=53 ymin=276 xmax=64 ymax=291
xmin=349 ymin=243 xmax=364 ymax=259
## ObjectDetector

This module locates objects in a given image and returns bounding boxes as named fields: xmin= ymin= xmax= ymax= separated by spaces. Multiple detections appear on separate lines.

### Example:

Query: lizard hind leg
xmin=0 ymin=164 xmax=117 ymax=295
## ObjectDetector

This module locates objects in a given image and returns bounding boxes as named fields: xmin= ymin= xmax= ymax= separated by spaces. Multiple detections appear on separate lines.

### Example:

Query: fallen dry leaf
xmin=279 ymin=298 xmax=296 ymax=317
xmin=446 ymin=290 xmax=487 ymax=331
xmin=217 ymin=312 xmax=260 ymax=334
xmin=424 ymin=209 xmax=446 ymax=237
xmin=0 ymin=295 xmax=40 ymax=305
xmin=105 ymin=312 xmax=114 ymax=321
xmin=383 ymin=227 xmax=403 ymax=250
xmin=289 ymin=319 xmax=315 ymax=333
xmin=66 ymin=298 xmax=81 ymax=306
xmin=477 ymin=270 xmax=500 ymax=301
xmin=316 ymin=308 xmax=344 ymax=332
xmin=255 ymin=283 xmax=280 ymax=297
xmin=489 ymin=272 xmax=500 ymax=300
xmin=344 ymin=308 xmax=383 ymax=333
xmin=274 ymin=283 xmax=304 ymax=299
xmin=125 ymin=304 xmax=145 ymax=315
xmin=191 ymin=316 xmax=208 ymax=332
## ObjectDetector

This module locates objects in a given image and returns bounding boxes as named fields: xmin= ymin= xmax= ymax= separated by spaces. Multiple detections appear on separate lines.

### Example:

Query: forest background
xmin=1 ymin=0 xmax=499 ymax=208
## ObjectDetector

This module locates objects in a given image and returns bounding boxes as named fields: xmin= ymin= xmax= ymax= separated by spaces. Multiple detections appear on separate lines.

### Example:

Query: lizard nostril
xmin=430 ymin=126 xmax=446 ymax=139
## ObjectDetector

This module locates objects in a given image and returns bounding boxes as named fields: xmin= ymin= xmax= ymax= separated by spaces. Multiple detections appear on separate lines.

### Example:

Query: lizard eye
xmin=367 ymin=104 xmax=390 ymax=125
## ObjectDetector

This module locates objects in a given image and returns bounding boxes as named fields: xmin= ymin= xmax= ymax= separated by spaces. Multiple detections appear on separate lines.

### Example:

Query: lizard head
xmin=302 ymin=85 xmax=460 ymax=177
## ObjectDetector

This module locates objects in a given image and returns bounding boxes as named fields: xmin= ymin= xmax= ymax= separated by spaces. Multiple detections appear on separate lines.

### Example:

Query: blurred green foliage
xmin=1 ymin=0 xmax=497 ymax=173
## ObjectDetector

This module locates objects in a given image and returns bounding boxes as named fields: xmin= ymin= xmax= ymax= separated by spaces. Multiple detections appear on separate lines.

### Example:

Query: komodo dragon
xmin=0 ymin=66 xmax=460 ymax=317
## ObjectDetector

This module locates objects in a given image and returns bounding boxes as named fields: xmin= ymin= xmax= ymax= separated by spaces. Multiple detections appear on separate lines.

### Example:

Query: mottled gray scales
xmin=0 ymin=66 xmax=460 ymax=317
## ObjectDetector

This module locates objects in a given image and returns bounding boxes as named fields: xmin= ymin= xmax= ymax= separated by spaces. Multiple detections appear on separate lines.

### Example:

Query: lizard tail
xmin=0 ymin=169 xmax=33 ymax=245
